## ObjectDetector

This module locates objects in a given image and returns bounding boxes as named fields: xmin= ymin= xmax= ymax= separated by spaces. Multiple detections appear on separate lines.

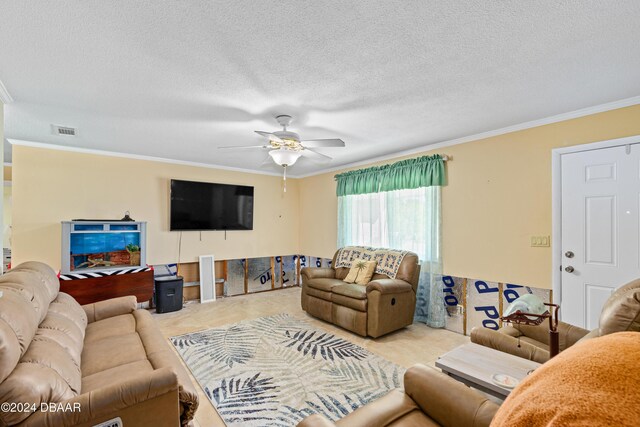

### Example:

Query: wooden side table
xmin=436 ymin=342 xmax=541 ymax=399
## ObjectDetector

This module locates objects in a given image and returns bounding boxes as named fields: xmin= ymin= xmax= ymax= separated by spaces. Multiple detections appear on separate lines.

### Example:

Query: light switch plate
xmin=531 ymin=235 xmax=550 ymax=247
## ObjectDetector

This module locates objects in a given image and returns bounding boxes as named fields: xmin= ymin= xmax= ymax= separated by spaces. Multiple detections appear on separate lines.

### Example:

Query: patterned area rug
xmin=171 ymin=313 xmax=404 ymax=426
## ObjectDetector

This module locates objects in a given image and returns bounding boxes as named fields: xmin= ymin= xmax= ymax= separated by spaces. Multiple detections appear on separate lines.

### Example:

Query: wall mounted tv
xmin=170 ymin=179 xmax=254 ymax=231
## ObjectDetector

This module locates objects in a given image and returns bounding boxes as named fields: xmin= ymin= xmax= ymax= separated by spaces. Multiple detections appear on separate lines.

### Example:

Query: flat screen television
xmin=170 ymin=179 xmax=254 ymax=231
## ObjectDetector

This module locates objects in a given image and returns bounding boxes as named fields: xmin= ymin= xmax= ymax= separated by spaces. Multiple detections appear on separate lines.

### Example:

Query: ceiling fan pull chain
xmin=283 ymin=165 xmax=287 ymax=192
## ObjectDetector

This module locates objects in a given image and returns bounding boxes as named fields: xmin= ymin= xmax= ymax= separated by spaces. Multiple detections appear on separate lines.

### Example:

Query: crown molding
xmin=8 ymin=139 xmax=285 ymax=177
xmin=294 ymin=95 xmax=640 ymax=178
xmin=0 ymin=79 xmax=14 ymax=104
xmin=7 ymin=95 xmax=640 ymax=180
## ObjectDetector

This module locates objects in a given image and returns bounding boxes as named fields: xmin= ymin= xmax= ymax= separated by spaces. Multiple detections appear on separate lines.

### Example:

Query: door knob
xmin=565 ymin=251 xmax=574 ymax=258
xmin=564 ymin=266 xmax=575 ymax=273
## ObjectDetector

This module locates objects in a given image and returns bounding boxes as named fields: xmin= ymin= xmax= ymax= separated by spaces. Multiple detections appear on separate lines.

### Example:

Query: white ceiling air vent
xmin=51 ymin=124 xmax=77 ymax=136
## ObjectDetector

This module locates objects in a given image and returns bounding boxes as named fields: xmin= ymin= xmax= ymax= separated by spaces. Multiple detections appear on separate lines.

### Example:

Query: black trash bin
xmin=155 ymin=275 xmax=183 ymax=313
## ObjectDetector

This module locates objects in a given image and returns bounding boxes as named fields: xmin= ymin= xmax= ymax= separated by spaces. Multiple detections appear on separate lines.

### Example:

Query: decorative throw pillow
xmin=491 ymin=332 xmax=640 ymax=427
xmin=344 ymin=259 xmax=377 ymax=285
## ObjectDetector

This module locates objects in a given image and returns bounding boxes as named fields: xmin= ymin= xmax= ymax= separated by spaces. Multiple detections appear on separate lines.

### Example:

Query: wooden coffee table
xmin=436 ymin=342 xmax=541 ymax=399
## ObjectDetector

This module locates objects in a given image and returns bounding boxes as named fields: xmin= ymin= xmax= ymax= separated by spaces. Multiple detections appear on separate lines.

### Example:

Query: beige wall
xmin=3 ymin=186 xmax=10 ymax=248
xmin=12 ymin=146 xmax=299 ymax=269
xmin=11 ymin=104 xmax=640 ymax=286
xmin=299 ymin=105 xmax=640 ymax=289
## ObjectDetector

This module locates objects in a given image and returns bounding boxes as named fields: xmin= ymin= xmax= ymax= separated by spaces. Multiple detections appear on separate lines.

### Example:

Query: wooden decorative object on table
xmin=501 ymin=294 xmax=560 ymax=358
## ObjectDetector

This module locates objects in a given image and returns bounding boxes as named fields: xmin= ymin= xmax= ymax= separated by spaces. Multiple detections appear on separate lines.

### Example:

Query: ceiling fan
xmin=218 ymin=115 xmax=345 ymax=190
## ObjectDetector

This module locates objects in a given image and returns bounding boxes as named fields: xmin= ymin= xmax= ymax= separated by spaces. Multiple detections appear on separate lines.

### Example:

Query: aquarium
xmin=61 ymin=221 xmax=147 ymax=274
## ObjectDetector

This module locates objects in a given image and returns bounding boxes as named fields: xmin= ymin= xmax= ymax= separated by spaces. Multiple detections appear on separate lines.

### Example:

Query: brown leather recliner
xmin=0 ymin=261 xmax=199 ymax=427
xmin=301 ymin=248 xmax=420 ymax=338
xmin=471 ymin=278 xmax=640 ymax=363
xmin=297 ymin=364 xmax=499 ymax=427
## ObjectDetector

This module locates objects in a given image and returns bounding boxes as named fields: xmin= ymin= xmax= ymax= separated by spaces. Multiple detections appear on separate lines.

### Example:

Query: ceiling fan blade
xmin=260 ymin=155 xmax=276 ymax=167
xmin=300 ymin=138 xmax=345 ymax=148
xmin=255 ymin=131 xmax=283 ymax=143
xmin=301 ymin=148 xmax=332 ymax=163
xmin=218 ymin=145 xmax=269 ymax=150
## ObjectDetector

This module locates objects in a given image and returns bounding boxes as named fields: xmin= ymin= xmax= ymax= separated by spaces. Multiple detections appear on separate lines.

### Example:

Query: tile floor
xmin=153 ymin=287 xmax=469 ymax=427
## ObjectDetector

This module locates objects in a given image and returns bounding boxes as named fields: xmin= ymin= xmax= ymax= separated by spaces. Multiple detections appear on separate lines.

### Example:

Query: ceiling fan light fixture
xmin=269 ymin=148 xmax=301 ymax=166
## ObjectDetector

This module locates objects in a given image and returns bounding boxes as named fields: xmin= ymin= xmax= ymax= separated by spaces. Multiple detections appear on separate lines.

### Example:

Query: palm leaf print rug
xmin=171 ymin=313 xmax=404 ymax=426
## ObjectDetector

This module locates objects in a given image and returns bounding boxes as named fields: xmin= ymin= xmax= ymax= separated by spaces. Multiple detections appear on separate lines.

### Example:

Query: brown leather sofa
xmin=0 ymin=261 xmax=199 ymax=427
xmin=297 ymin=364 xmax=499 ymax=427
xmin=301 ymin=248 xmax=420 ymax=338
xmin=470 ymin=277 xmax=640 ymax=363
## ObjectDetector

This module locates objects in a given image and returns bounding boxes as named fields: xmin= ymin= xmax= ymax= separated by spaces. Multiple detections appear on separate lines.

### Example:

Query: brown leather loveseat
xmin=0 ymin=261 xmax=199 ymax=426
xmin=301 ymin=247 xmax=420 ymax=338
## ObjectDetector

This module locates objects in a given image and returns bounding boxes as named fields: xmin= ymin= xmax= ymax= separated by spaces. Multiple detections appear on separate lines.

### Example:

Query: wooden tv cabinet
xmin=60 ymin=269 xmax=154 ymax=305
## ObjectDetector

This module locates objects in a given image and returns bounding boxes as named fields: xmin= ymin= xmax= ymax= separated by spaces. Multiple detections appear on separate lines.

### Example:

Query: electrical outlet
xmin=531 ymin=235 xmax=550 ymax=247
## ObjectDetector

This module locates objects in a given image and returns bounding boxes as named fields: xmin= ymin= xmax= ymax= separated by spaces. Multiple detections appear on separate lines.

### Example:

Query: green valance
xmin=335 ymin=154 xmax=446 ymax=196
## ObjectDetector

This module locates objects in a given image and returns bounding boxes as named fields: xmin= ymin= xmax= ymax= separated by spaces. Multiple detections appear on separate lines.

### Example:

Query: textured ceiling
xmin=1 ymin=1 xmax=640 ymax=176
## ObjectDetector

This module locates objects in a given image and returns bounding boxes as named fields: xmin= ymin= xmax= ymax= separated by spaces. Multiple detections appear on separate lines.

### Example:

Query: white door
xmin=561 ymin=144 xmax=640 ymax=329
